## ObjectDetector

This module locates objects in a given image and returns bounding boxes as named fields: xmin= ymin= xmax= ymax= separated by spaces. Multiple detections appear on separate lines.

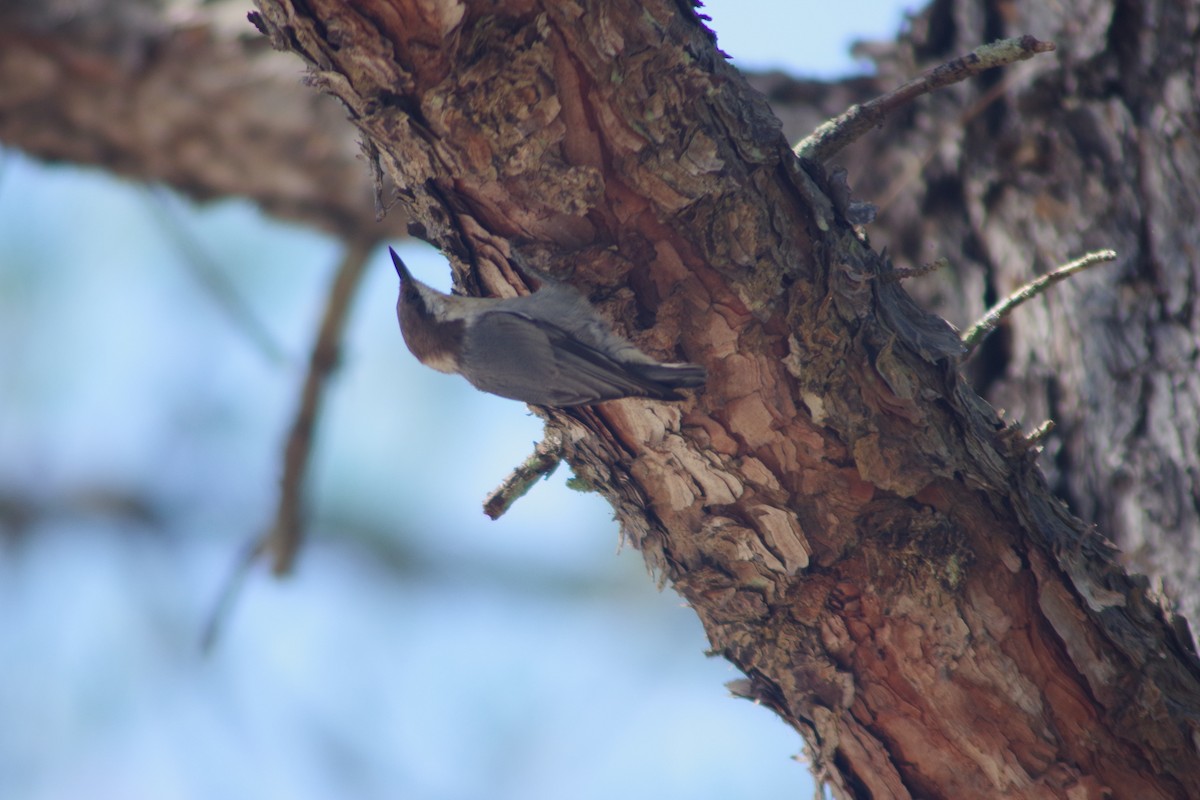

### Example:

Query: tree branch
xmin=267 ymin=237 xmax=376 ymax=575
xmin=795 ymin=35 xmax=1056 ymax=163
xmin=483 ymin=429 xmax=564 ymax=520
xmin=962 ymin=249 xmax=1118 ymax=354
xmin=0 ymin=2 xmax=406 ymax=240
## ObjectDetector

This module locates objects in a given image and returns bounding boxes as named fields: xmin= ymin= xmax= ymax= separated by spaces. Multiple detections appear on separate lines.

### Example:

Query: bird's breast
xmin=398 ymin=303 xmax=467 ymax=375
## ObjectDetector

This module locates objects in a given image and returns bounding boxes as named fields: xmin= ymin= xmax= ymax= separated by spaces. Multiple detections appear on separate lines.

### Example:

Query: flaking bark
xmin=242 ymin=1 xmax=1200 ymax=797
xmin=832 ymin=1 xmax=1200 ymax=634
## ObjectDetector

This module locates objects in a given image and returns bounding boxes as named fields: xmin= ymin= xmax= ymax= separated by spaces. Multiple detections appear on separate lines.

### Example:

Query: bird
xmin=389 ymin=247 xmax=705 ymax=407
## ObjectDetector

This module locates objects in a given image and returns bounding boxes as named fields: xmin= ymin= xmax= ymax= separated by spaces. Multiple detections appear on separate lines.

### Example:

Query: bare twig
xmin=267 ymin=237 xmax=376 ymax=574
xmin=794 ymin=35 xmax=1056 ymax=163
xmin=201 ymin=237 xmax=377 ymax=651
xmin=962 ymin=249 xmax=1118 ymax=355
xmin=200 ymin=539 xmax=263 ymax=654
xmin=483 ymin=428 xmax=564 ymax=520
xmin=1026 ymin=419 xmax=1055 ymax=448
xmin=884 ymin=256 xmax=949 ymax=283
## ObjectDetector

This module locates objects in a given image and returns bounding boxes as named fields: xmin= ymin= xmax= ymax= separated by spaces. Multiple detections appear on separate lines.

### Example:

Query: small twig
xmin=795 ymin=35 xmax=1056 ymax=163
xmin=962 ymin=249 xmax=1118 ymax=355
xmin=483 ymin=428 xmax=564 ymax=520
xmin=200 ymin=237 xmax=376 ymax=651
xmin=199 ymin=539 xmax=264 ymax=654
xmin=267 ymin=237 xmax=376 ymax=574
xmin=885 ymin=257 xmax=949 ymax=283
xmin=141 ymin=186 xmax=290 ymax=366
xmin=1026 ymin=419 xmax=1055 ymax=448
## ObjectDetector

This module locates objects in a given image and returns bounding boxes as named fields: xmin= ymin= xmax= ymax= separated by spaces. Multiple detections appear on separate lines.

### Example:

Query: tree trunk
xmin=835 ymin=0 xmax=1200 ymax=631
xmin=238 ymin=1 xmax=1200 ymax=796
xmin=7 ymin=0 xmax=1200 ymax=797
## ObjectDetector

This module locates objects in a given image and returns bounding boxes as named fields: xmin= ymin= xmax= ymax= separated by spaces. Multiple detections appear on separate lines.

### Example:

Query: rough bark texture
xmin=237 ymin=1 xmax=1200 ymax=798
xmin=8 ymin=0 xmax=1200 ymax=797
xmin=819 ymin=0 xmax=1200 ymax=632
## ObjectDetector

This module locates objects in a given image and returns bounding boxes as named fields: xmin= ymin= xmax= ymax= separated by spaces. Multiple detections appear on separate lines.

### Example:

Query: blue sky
xmin=707 ymin=0 xmax=915 ymax=73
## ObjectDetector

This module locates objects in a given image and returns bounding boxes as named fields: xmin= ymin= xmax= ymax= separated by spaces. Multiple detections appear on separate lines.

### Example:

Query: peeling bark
xmin=827 ymin=0 xmax=1200 ymax=635
xmin=239 ymin=1 xmax=1200 ymax=797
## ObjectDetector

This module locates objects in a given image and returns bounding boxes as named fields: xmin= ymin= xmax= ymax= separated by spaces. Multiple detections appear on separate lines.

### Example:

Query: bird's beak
xmin=389 ymin=246 xmax=412 ymax=281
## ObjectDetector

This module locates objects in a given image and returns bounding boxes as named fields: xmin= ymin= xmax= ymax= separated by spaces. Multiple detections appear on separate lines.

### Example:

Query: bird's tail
xmin=628 ymin=361 xmax=707 ymax=399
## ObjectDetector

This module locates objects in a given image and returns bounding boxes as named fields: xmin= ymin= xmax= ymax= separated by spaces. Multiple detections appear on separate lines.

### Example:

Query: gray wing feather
xmin=463 ymin=311 xmax=700 ymax=406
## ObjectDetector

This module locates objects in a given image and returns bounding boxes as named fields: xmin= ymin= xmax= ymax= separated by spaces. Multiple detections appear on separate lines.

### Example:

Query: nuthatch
xmin=389 ymin=247 xmax=705 ymax=406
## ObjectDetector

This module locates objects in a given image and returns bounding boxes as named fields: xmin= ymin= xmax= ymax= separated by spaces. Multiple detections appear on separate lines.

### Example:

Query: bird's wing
xmin=463 ymin=310 xmax=689 ymax=406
